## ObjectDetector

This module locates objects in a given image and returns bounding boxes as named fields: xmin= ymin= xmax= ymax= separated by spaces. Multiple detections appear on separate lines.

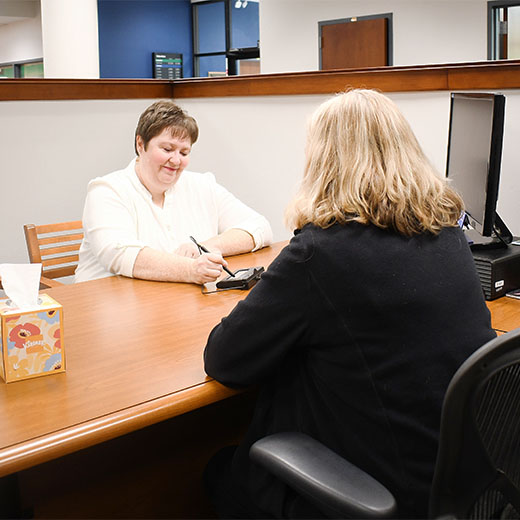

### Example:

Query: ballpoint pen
xmin=189 ymin=236 xmax=235 ymax=277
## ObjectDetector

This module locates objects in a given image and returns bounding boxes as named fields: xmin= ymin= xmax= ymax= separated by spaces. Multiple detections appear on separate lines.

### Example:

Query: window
xmin=0 ymin=59 xmax=44 ymax=79
xmin=20 ymin=61 xmax=44 ymax=78
xmin=192 ymin=0 xmax=259 ymax=78
xmin=0 ymin=64 xmax=14 ymax=79
xmin=488 ymin=1 xmax=520 ymax=59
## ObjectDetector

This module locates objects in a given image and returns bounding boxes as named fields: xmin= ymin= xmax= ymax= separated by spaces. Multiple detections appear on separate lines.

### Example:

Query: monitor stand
xmin=466 ymin=213 xmax=513 ymax=251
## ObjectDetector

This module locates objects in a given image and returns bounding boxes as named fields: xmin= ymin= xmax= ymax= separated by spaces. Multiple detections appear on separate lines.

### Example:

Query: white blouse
xmin=74 ymin=159 xmax=273 ymax=282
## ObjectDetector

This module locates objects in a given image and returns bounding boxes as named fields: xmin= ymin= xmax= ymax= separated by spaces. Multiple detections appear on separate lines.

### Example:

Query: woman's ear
xmin=136 ymin=135 xmax=144 ymax=156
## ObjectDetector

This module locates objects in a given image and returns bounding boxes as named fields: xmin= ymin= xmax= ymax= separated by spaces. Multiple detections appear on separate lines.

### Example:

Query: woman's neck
xmin=135 ymin=158 xmax=165 ymax=208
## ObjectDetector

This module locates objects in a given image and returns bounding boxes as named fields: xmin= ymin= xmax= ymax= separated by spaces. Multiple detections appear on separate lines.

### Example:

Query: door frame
xmin=318 ymin=12 xmax=394 ymax=69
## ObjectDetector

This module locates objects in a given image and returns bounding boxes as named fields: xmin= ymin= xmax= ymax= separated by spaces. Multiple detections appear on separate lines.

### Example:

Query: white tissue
xmin=0 ymin=263 xmax=42 ymax=310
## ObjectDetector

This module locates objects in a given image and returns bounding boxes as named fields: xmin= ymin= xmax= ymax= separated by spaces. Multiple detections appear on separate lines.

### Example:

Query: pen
xmin=189 ymin=236 xmax=235 ymax=277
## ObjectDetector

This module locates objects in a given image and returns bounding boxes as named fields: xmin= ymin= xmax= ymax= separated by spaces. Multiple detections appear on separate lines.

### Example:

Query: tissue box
xmin=0 ymin=294 xmax=65 ymax=383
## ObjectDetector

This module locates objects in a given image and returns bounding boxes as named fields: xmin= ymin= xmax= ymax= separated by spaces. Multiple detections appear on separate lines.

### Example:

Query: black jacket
xmin=204 ymin=222 xmax=496 ymax=518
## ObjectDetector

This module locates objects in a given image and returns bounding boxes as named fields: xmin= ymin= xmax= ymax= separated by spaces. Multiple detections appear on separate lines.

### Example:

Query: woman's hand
xmin=132 ymin=247 xmax=229 ymax=284
xmin=175 ymin=242 xmax=201 ymax=258
xmin=190 ymin=252 xmax=229 ymax=284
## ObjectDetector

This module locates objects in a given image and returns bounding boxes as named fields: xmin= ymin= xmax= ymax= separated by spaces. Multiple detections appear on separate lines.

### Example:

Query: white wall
xmin=40 ymin=0 xmax=99 ymax=78
xmin=0 ymin=0 xmax=99 ymax=78
xmin=179 ymin=95 xmax=315 ymax=242
xmin=509 ymin=6 xmax=520 ymax=59
xmin=2 ymin=91 xmax=520 ymax=265
xmin=0 ymin=12 xmax=42 ymax=64
xmin=259 ymin=0 xmax=488 ymax=73
xmin=181 ymin=90 xmax=520 ymax=245
xmin=0 ymin=99 xmax=155 ymax=264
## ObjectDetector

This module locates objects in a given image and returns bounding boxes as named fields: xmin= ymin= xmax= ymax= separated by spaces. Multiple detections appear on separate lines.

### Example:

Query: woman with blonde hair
xmin=203 ymin=89 xmax=495 ymax=518
xmin=287 ymin=88 xmax=463 ymax=235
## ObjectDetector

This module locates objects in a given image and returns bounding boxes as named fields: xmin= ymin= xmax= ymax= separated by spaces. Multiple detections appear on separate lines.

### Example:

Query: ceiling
xmin=0 ymin=0 xmax=39 ymax=26
xmin=0 ymin=0 xmax=260 ymax=26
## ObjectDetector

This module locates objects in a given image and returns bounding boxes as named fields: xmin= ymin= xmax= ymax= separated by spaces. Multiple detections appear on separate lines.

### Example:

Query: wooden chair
xmin=24 ymin=221 xmax=83 ymax=288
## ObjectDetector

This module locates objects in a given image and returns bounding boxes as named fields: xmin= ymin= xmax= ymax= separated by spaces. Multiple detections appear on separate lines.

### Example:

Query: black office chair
xmin=250 ymin=329 xmax=520 ymax=519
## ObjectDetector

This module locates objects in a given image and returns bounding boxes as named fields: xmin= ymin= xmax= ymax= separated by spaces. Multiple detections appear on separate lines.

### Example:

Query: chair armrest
xmin=39 ymin=276 xmax=64 ymax=289
xmin=250 ymin=432 xmax=397 ymax=519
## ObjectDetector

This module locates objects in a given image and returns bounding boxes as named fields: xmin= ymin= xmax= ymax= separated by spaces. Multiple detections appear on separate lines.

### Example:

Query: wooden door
xmin=320 ymin=17 xmax=389 ymax=70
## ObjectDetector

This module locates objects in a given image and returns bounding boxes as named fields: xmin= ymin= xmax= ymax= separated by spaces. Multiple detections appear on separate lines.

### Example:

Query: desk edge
xmin=0 ymin=379 xmax=240 ymax=477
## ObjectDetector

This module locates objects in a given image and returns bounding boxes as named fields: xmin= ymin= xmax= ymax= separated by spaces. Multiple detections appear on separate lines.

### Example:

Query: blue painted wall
xmin=98 ymin=0 xmax=193 ymax=79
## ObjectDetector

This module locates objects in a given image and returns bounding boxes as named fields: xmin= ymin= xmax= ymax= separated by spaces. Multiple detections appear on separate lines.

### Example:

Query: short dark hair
xmin=134 ymin=100 xmax=199 ymax=155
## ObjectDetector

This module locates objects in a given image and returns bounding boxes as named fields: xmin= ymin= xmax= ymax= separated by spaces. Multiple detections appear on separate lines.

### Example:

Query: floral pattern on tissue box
xmin=0 ymin=294 xmax=65 ymax=382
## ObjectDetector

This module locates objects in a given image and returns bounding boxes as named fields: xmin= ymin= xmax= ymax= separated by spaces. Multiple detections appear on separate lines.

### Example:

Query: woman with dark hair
xmin=203 ymin=89 xmax=495 ymax=518
xmin=75 ymin=100 xmax=272 ymax=284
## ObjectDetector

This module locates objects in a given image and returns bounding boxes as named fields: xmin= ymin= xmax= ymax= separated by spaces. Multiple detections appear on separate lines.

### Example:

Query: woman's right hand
xmin=190 ymin=252 xmax=228 ymax=284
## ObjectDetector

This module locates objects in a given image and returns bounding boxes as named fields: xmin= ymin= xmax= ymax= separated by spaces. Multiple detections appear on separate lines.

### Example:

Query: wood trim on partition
xmin=171 ymin=61 xmax=520 ymax=98
xmin=1 ymin=61 xmax=520 ymax=101
xmin=0 ymin=78 xmax=173 ymax=101
xmin=172 ymin=67 xmax=449 ymax=97
xmin=447 ymin=63 xmax=520 ymax=90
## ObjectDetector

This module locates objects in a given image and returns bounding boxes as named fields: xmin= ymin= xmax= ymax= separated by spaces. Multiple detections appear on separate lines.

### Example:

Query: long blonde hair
xmin=285 ymin=89 xmax=463 ymax=236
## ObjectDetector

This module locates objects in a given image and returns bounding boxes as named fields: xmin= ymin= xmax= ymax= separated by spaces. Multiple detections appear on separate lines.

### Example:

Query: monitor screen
xmin=446 ymin=93 xmax=505 ymax=237
xmin=152 ymin=52 xmax=183 ymax=79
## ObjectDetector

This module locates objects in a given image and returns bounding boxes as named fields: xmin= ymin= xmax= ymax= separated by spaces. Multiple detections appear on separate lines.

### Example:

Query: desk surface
xmin=0 ymin=240 xmax=519 ymax=478
xmin=0 ymin=242 xmax=286 ymax=477
xmin=488 ymin=296 xmax=520 ymax=333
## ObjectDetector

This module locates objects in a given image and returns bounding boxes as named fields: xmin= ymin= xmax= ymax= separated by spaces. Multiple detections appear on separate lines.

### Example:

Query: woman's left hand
xmin=175 ymin=242 xmax=201 ymax=258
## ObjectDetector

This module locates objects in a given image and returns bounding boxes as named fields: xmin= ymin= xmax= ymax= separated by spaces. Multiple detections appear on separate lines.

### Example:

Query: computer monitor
xmin=446 ymin=92 xmax=511 ymax=249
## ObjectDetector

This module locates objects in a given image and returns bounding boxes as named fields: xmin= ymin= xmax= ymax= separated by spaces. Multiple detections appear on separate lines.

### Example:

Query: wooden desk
xmin=0 ymin=243 xmax=286 ymax=518
xmin=488 ymin=296 xmax=520 ymax=333
xmin=2 ymin=241 xmax=520 ymax=518
xmin=0 ymin=242 xmax=286 ymax=478
xmin=2 ymin=249 xmax=519 ymax=472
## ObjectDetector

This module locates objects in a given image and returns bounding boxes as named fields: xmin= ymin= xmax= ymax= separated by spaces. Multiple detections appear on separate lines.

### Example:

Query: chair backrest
xmin=23 ymin=221 xmax=83 ymax=280
xmin=429 ymin=328 xmax=520 ymax=519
